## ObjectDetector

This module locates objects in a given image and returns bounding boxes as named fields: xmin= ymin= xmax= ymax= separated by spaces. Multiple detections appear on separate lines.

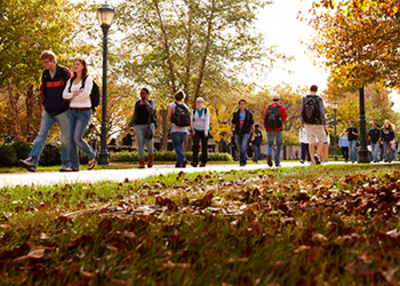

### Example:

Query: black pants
xmin=301 ymin=143 xmax=311 ymax=162
xmin=192 ymin=130 xmax=208 ymax=164
xmin=341 ymin=147 xmax=349 ymax=161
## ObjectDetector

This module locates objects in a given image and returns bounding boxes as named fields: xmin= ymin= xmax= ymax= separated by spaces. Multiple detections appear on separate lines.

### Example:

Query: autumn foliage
xmin=1 ymin=165 xmax=400 ymax=284
xmin=307 ymin=1 xmax=400 ymax=89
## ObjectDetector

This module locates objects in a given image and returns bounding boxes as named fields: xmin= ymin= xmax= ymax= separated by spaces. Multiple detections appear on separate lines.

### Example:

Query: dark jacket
xmin=129 ymin=99 xmax=157 ymax=128
xmin=251 ymin=129 xmax=263 ymax=146
xmin=381 ymin=128 xmax=395 ymax=142
xmin=41 ymin=64 xmax=71 ymax=116
xmin=232 ymin=108 xmax=254 ymax=135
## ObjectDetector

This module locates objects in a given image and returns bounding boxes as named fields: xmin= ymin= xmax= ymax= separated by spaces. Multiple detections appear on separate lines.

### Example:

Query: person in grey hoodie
xmin=190 ymin=97 xmax=210 ymax=167
xmin=300 ymin=85 xmax=327 ymax=165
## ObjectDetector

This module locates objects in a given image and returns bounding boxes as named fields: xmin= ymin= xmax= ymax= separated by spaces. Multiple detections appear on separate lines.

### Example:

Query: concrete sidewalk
xmin=0 ymin=161 xmax=342 ymax=188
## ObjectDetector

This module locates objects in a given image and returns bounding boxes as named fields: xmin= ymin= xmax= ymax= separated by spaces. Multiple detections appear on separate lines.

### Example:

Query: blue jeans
xmin=28 ymin=110 xmax=72 ymax=167
xmin=267 ymin=131 xmax=283 ymax=166
xmin=171 ymin=132 xmax=187 ymax=166
xmin=135 ymin=124 xmax=155 ymax=158
xmin=235 ymin=133 xmax=250 ymax=165
xmin=349 ymin=140 xmax=357 ymax=162
xmin=383 ymin=141 xmax=393 ymax=162
xmin=192 ymin=130 xmax=208 ymax=164
xmin=68 ymin=110 xmax=96 ymax=169
xmin=252 ymin=144 xmax=261 ymax=162
xmin=371 ymin=143 xmax=380 ymax=162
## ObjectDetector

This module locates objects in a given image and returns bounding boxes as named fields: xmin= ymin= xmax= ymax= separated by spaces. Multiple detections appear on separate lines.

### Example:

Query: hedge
xmin=110 ymin=151 xmax=232 ymax=162
xmin=0 ymin=141 xmax=232 ymax=167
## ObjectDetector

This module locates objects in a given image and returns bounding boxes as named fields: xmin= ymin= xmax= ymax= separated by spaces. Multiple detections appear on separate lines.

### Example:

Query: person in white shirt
xmin=299 ymin=124 xmax=311 ymax=163
xmin=62 ymin=57 xmax=96 ymax=171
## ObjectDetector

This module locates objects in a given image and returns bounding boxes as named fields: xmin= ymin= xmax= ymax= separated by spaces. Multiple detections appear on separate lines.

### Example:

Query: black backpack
xmin=172 ymin=103 xmax=191 ymax=127
xmin=264 ymin=104 xmax=282 ymax=129
xmin=192 ymin=107 xmax=207 ymax=120
xmin=302 ymin=95 xmax=320 ymax=124
xmin=69 ymin=77 xmax=100 ymax=111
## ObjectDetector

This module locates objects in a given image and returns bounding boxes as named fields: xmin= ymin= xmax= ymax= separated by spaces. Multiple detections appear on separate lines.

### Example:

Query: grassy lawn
xmin=0 ymin=164 xmax=399 ymax=285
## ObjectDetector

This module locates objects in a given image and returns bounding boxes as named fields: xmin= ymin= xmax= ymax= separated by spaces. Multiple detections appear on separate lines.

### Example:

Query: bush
xmin=0 ymin=145 xmax=18 ymax=167
xmin=12 ymin=140 xmax=32 ymax=160
xmin=39 ymin=143 xmax=62 ymax=166
xmin=110 ymin=151 xmax=139 ymax=162
xmin=110 ymin=151 xmax=233 ymax=162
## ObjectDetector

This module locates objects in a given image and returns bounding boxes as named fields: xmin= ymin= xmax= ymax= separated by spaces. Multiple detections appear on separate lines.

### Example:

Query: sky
xmin=256 ymin=0 xmax=400 ymax=111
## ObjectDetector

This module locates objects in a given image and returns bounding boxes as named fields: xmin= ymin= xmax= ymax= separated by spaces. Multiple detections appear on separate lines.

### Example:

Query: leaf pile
xmin=1 ymin=165 xmax=400 ymax=285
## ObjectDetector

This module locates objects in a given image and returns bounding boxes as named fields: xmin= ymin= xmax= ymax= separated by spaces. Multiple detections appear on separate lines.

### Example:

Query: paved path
xmin=0 ymin=161 xmax=345 ymax=188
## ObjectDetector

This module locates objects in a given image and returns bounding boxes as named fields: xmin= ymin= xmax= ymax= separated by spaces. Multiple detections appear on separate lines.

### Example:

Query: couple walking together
xmin=19 ymin=51 xmax=96 ymax=172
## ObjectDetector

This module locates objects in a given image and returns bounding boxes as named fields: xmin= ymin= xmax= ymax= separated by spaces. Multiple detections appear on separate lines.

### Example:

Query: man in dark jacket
xmin=346 ymin=119 xmax=359 ymax=163
xmin=230 ymin=99 xmax=255 ymax=166
xmin=18 ymin=51 xmax=72 ymax=172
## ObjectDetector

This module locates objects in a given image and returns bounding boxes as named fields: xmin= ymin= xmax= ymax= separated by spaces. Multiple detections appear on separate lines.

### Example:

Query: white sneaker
xmin=314 ymin=154 xmax=321 ymax=165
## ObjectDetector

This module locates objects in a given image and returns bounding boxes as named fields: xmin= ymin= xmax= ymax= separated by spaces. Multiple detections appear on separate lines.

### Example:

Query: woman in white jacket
xmin=190 ymin=97 xmax=210 ymax=167
xmin=62 ymin=57 xmax=96 ymax=171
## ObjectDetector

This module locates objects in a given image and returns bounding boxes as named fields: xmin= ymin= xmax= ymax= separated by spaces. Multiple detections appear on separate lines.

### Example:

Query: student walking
xmin=263 ymin=95 xmax=287 ymax=167
xmin=381 ymin=120 xmax=395 ymax=163
xmin=190 ymin=97 xmax=210 ymax=167
xmin=18 ymin=51 xmax=72 ymax=172
xmin=300 ymin=85 xmax=327 ymax=165
xmin=230 ymin=99 xmax=255 ymax=167
xmin=368 ymin=121 xmax=380 ymax=163
xmin=125 ymin=88 xmax=157 ymax=168
xmin=346 ymin=120 xmax=359 ymax=163
xmin=168 ymin=90 xmax=192 ymax=168
xmin=339 ymin=130 xmax=349 ymax=162
xmin=299 ymin=124 xmax=311 ymax=164
xmin=250 ymin=124 xmax=263 ymax=163
xmin=62 ymin=57 xmax=96 ymax=171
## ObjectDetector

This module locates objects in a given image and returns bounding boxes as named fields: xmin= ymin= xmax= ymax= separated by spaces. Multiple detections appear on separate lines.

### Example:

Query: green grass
xmin=0 ymin=164 xmax=399 ymax=285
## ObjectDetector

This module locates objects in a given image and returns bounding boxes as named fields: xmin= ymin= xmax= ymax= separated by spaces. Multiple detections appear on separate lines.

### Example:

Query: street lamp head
xmin=332 ymin=101 xmax=339 ymax=111
xmin=96 ymin=2 xmax=115 ymax=27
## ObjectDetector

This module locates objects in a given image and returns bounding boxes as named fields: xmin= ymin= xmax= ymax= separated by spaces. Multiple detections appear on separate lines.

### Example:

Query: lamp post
xmin=333 ymin=101 xmax=339 ymax=161
xmin=96 ymin=2 xmax=115 ymax=165
xmin=358 ymin=86 xmax=370 ymax=163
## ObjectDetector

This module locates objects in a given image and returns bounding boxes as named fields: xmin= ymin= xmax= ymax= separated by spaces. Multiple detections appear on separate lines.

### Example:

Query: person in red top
xmin=263 ymin=94 xmax=287 ymax=167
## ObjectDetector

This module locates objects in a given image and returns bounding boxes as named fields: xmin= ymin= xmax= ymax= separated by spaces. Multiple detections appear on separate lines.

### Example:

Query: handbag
xmin=144 ymin=108 xmax=153 ymax=140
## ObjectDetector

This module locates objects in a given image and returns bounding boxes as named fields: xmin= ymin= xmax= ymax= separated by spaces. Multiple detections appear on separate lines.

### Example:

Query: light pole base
xmin=97 ymin=150 xmax=110 ymax=165
xmin=358 ymin=148 xmax=370 ymax=163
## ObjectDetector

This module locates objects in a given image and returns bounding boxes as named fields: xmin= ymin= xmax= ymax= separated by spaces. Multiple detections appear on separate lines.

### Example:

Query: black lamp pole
xmin=96 ymin=2 xmax=114 ymax=165
xmin=358 ymin=86 xmax=370 ymax=163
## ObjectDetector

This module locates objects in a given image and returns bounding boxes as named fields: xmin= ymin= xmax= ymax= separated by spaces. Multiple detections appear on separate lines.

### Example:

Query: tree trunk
xmin=25 ymin=84 xmax=34 ymax=139
xmin=160 ymin=108 xmax=168 ymax=151
xmin=7 ymin=84 xmax=22 ymax=138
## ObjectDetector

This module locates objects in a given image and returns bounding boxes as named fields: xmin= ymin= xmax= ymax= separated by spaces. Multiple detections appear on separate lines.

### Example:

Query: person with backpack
xmin=190 ymin=97 xmax=210 ymax=167
xmin=18 ymin=51 xmax=73 ymax=172
xmin=62 ymin=56 xmax=96 ymax=171
xmin=263 ymin=95 xmax=287 ymax=167
xmin=346 ymin=119 xmax=359 ymax=163
xmin=300 ymin=85 xmax=327 ymax=165
xmin=125 ymin=88 xmax=157 ymax=168
xmin=250 ymin=124 xmax=263 ymax=163
xmin=168 ymin=90 xmax=192 ymax=168
xmin=380 ymin=119 xmax=395 ymax=163
xmin=230 ymin=99 xmax=255 ymax=166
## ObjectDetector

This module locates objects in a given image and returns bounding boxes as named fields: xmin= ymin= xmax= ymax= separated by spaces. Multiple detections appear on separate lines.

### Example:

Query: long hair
xmin=383 ymin=120 xmax=395 ymax=133
xmin=71 ymin=56 xmax=89 ymax=81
